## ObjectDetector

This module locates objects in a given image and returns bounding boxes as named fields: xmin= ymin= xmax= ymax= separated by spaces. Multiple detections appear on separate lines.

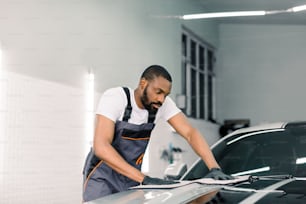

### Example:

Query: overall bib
xmin=82 ymin=87 xmax=156 ymax=202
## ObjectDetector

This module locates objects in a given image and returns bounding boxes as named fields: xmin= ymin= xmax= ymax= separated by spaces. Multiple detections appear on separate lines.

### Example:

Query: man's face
xmin=140 ymin=76 xmax=172 ymax=112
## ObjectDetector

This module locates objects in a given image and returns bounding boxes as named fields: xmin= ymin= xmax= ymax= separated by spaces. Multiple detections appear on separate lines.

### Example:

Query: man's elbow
xmin=184 ymin=127 xmax=198 ymax=143
xmin=93 ymin=141 xmax=110 ymax=160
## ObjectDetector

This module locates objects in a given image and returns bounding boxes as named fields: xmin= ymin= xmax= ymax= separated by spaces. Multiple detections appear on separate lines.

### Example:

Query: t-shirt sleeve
xmin=95 ymin=87 xmax=126 ymax=122
xmin=158 ymin=96 xmax=181 ymax=121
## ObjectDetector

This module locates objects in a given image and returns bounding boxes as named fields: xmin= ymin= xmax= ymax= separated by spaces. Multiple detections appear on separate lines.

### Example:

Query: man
xmin=83 ymin=65 xmax=232 ymax=202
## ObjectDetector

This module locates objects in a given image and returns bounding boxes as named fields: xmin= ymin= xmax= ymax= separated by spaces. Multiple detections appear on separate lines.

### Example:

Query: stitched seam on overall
xmin=83 ymin=160 xmax=104 ymax=193
xmin=136 ymin=153 xmax=144 ymax=165
xmin=121 ymin=136 xmax=150 ymax=140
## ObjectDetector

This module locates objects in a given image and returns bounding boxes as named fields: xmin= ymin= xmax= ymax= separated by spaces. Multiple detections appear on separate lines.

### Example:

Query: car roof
xmin=226 ymin=121 xmax=306 ymax=138
xmin=225 ymin=122 xmax=286 ymax=137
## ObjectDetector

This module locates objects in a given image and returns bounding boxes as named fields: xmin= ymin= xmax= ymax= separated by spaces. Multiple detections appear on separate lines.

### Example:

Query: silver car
xmin=85 ymin=121 xmax=306 ymax=203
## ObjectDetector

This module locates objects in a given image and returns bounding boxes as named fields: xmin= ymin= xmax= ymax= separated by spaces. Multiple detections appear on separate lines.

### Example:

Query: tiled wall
xmin=0 ymin=71 xmax=91 ymax=203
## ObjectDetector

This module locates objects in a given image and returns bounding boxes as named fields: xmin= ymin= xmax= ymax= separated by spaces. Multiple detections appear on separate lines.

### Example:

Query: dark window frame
xmin=181 ymin=27 xmax=216 ymax=121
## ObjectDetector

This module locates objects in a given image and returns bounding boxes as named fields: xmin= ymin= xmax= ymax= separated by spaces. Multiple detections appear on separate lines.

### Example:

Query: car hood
xmin=85 ymin=177 xmax=306 ymax=204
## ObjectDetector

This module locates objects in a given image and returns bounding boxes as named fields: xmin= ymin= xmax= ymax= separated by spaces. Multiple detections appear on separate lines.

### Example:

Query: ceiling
xmin=196 ymin=0 xmax=306 ymax=25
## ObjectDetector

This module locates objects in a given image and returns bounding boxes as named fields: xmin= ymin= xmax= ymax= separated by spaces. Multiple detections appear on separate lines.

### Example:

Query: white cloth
xmin=96 ymin=87 xmax=181 ymax=124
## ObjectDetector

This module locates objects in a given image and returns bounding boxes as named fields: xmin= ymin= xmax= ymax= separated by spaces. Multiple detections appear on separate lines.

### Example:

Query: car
xmin=85 ymin=121 xmax=306 ymax=204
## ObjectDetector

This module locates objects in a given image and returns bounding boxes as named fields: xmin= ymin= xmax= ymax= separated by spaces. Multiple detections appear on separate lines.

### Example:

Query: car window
xmin=183 ymin=128 xmax=306 ymax=180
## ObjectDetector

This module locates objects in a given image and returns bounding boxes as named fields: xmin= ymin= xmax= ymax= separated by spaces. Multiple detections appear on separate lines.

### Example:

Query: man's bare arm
xmin=168 ymin=112 xmax=220 ymax=170
xmin=93 ymin=115 xmax=145 ymax=183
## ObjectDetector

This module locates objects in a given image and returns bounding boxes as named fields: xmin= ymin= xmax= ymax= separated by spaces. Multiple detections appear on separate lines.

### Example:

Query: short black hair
xmin=141 ymin=65 xmax=172 ymax=82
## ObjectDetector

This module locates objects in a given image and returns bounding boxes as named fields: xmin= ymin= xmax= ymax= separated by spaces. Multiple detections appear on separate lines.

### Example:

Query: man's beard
xmin=140 ymin=86 xmax=162 ymax=112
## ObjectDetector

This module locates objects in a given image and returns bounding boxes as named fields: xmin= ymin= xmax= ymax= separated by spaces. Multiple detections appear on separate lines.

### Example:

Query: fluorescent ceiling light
xmin=180 ymin=4 xmax=306 ymax=20
xmin=182 ymin=11 xmax=266 ymax=20
xmin=290 ymin=4 xmax=306 ymax=12
xmin=85 ymin=71 xmax=95 ymax=157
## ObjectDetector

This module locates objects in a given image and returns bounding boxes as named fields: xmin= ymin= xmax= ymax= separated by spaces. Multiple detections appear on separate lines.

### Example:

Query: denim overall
xmin=83 ymin=87 xmax=156 ymax=202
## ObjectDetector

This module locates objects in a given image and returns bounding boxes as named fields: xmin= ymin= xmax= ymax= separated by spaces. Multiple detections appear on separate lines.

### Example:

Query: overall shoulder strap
xmin=122 ymin=87 xmax=156 ymax=123
xmin=122 ymin=87 xmax=132 ymax=122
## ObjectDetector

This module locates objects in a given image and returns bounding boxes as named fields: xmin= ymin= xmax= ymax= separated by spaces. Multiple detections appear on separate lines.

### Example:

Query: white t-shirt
xmin=96 ymin=87 xmax=181 ymax=124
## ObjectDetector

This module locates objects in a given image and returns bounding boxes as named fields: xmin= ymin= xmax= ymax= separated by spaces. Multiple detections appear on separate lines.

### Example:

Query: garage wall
xmin=0 ymin=71 xmax=89 ymax=203
xmin=216 ymin=24 xmax=306 ymax=126
xmin=0 ymin=0 xmax=220 ymax=203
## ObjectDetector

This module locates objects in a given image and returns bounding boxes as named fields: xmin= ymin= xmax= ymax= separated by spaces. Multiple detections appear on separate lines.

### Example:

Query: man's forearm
xmin=94 ymin=143 xmax=145 ymax=183
xmin=188 ymin=129 xmax=220 ymax=170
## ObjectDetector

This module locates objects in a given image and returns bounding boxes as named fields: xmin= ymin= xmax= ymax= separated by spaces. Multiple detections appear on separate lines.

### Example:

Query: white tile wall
xmin=0 ymin=71 xmax=91 ymax=203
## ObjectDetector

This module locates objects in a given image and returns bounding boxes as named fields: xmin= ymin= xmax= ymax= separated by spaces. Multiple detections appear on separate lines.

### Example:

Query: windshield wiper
xmin=223 ymin=186 xmax=285 ymax=194
xmin=250 ymin=174 xmax=293 ymax=181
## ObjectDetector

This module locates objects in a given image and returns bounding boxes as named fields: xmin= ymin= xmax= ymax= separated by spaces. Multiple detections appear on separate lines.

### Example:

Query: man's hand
xmin=142 ymin=176 xmax=179 ymax=185
xmin=205 ymin=168 xmax=234 ymax=180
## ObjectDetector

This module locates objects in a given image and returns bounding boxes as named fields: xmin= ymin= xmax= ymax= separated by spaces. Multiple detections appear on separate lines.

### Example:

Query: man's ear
xmin=139 ymin=78 xmax=147 ymax=90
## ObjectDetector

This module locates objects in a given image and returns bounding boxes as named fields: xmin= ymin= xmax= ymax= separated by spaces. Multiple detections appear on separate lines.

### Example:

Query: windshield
xmin=183 ymin=128 xmax=306 ymax=180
